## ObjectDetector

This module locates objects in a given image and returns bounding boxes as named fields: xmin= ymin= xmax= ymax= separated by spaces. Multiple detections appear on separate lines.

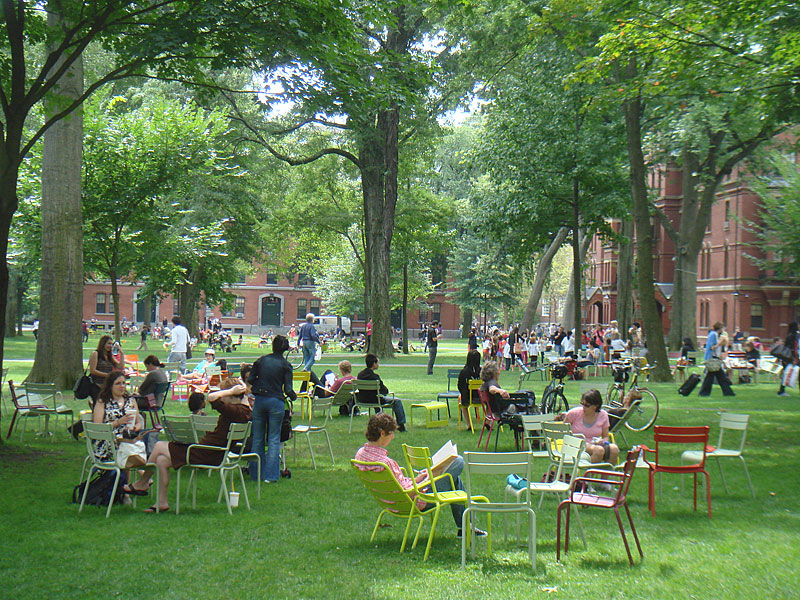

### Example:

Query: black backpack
xmin=72 ymin=470 xmax=126 ymax=507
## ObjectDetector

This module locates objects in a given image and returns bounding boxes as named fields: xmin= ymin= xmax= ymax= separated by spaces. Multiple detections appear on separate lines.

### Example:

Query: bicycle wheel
xmin=605 ymin=383 xmax=624 ymax=407
xmin=541 ymin=390 xmax=568 ymax=414
xmin=624 ymin=387 xmax=659 ymax=431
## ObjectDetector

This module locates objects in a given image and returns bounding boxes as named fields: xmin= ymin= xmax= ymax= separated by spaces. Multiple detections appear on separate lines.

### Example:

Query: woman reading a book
xmin=353 ymin=413 xmax=485 ymax=538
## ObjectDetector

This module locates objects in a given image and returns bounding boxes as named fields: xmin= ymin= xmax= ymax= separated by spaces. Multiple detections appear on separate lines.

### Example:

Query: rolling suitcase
xmin=678 ymin=373 xmax=701 ymax=396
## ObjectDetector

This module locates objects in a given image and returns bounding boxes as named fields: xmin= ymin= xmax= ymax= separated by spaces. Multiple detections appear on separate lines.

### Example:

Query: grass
xmin=1 ymin=336 xmax=798 ymax=599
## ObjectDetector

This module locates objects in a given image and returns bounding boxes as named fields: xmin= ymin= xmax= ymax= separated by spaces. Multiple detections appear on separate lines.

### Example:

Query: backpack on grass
xmin=72 ymin=471 xmax=126 ymax=507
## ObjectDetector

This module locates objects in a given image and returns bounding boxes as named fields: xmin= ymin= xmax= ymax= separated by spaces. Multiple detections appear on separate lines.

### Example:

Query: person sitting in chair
xmin=478 ymin=360 xmax=512 ymax=418
xmin=558 ymin=389 xmax=619 ymax=464
xmin=356 ymin=354 xmax=406 ymax=432
xmin=353 ymin=413 xmax=485 ymax=538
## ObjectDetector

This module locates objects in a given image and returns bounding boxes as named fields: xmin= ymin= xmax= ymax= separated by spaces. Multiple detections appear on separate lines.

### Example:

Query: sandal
xmin=144 ymin=505 xmax=169 ymax=513
xmin=122 ymin=483 xmax=149 ymax=496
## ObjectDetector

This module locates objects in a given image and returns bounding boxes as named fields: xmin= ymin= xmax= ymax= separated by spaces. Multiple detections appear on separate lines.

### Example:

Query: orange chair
xmin=557 ymin=447 xmax=644 ymax=565
xmin=641 ymin=425 xmax=712 ymax=518
xmin=124 ymin=354 xmax=140 ymax=375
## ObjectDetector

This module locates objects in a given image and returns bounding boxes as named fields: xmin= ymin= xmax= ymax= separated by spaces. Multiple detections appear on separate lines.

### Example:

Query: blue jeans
xmin=422 ymin=455 xmax=466 ymax=527
xmin=249 ymin=395 xmax=284 ymax=482
xmin=302 ymin=340 xmax=316 ymax=371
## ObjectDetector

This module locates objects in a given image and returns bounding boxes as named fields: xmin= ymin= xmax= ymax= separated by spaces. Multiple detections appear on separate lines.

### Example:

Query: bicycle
xmin=605 ymin=360 xmax=659 ymax=431
xmin=539 ymin=363 xmax=570 ymax=414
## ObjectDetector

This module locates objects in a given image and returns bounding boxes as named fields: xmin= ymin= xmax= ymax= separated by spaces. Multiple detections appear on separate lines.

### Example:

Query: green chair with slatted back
xmin=175 ymin=421 xmax=252 ymax=515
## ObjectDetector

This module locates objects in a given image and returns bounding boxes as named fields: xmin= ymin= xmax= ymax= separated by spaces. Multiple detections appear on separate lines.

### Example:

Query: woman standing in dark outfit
xmin=778 ymin=322 xmax=798 ymax=397
xmin=457 ymin=350 xmax=481 ymax=431
xmin=248 ymin=335 xmax=296 ymax=482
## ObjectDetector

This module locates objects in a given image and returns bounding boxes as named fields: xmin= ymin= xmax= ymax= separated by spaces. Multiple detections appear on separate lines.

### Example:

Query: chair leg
xmin=614 ymin=506 xmax=635 ymax=565
xmin=648 ymin=469 xmax=656 ymax=517
xmin=324 ymin=430 xmax=334 ymax=466
xmin=704 ymin=470 xmax=712 ymax=518
xmin=219 ymin=470 xmax=232 ymax=515
xmin=79 ymin=466 xmax=95 ymax=512
xmin=624 ymin=502 xmax=643 ymax=559
xmin=528 ymin=508 xmax=536 ymax=570
xmin=237 ymin=467 xmax=250 ymax=510
xmin=306 ymin=433 xmax=316 ymax=470
xmin=715 ymin=457 xmax=729 ymax=495
xmin=461 ymin=508 xmax=470 ymax=567
xmin=740 ymin=456 xmax=755 ymax=499
xmin=176 ymin=469 xmax=181 ymax=515
xmin=106 ymin=470 xmax=122 ymax=518
xmin=423 ymin=506 xmax=442 ymax=561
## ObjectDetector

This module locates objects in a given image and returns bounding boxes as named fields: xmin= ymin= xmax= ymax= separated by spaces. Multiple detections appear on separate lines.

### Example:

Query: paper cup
xmin=229 ymin=492 xmax=240 ymax=508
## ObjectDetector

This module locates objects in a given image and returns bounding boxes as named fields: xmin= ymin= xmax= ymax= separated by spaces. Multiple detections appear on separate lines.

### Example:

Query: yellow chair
xmin=402 ymin=444 xmax=489 ymax=560
xmin=293 ymin=371 xmax=313 ymax=418
xmin=458 ymin=379 xmax=483 ymax=433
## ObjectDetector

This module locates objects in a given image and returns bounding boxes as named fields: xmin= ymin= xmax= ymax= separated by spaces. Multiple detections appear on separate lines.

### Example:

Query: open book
xmin=431 ymin=440 xmax=458 ymax=473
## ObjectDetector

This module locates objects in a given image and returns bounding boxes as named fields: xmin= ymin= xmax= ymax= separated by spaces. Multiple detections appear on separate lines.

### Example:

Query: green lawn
xmin=1 ymin=336 xmax=797 ymax=599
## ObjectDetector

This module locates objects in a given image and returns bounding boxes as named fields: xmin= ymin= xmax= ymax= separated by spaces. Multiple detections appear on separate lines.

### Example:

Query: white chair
xmin=520 ymin=414 xmax=558 ymax=460
xmin=681 ymin=413 xmax=754 ymax=499
xmin=462 ymin=451 xmax=536 ymax=569
xmin=292 ymin=397 xmax=335 ymax=469
xmin=21 ymin=382 xmax=74 ymax=442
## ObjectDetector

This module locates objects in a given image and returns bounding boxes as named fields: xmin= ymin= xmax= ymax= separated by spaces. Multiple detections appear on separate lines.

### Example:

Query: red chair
xmin=476 ymin=390 xmax=502 ymax=451
xmin=641 ymin=425 xmax=711 ymax=518
xmin=556 ymin=447 xmax=644 ymax=565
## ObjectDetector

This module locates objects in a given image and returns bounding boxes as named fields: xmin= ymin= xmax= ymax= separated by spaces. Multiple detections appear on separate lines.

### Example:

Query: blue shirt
xmin=704 ymin=330 xmax=718 ymax=361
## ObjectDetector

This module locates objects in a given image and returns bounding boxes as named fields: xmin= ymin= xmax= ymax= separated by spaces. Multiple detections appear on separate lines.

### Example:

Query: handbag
xmin=73 ymin=372 xmax=98 ymax=400
xmin=771 ymin=343 xmax=793 ymax=363
xmin=705 ymin=358 xmax=723 ymax=373
xmin=783 ymin=364 xmax=799 ymax=388
xmin=116 ymin=440 xmax=147 ymax=469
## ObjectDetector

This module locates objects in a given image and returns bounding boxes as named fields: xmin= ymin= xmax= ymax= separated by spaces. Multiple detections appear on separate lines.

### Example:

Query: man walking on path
xmin=298 ymin=312 xmax=321 ymax=371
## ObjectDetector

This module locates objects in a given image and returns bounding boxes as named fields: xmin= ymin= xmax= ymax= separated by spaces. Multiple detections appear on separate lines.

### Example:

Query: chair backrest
xmin=541 ymin=421 xmax=575 ymax=461
xmin=128 ymin=375 xmax=145 ymax=392
xmin=190 ymin=414 xmax=218 ymax=443
xmin=162 ymin=416 xmax=195 ymax=444
xmin=151 ymin=381 xmax=171 ymax=409
xmin=329 ymin=380 xmax=356 ymax=406
xmin=477 ymin=389 xmax=495 ymax=420
xmin=553 ymin=435 xmax=586 ymax=482
xmin=351 ymin=459 xmax=417 ymax=516
xmin=7 ymin=381 xmax=43 ymax=410
xmin=467 ymin=379 xmax=482 ymax=404
xmin=293 ymin=371 xmax=311 ymax=383
xmin=653 ymin=425 xmax=710 ymax=468
xmin=520 ymin=414 xmax=558 ymax=449
xmin=608 ymin=399 xmax=642 ymax=435
xmin=463 ymin=451 xmax=533 ymax=506
xmin=83 ymin=421 xmax=117 ymax=466
xmin=402 ymin=444 xmax=440 ymax=501
xmin=446 ymin=369 xmax=460 ymax=391
xmin=205 ymin=365 xmax=222 ymax=377
xmin=306 ymin=397 xmax=333 ymax=426
xmin=125 ymin=355 xmax=140 ymax=373
xmin=717 ymin=413 xmax=749 ymax=453
xmin=22 ymin=383 xmax=59 ymax=409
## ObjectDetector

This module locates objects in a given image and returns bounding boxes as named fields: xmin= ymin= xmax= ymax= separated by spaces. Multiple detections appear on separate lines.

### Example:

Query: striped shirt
xmin=354 ymin=444 xmax=426 ymax=509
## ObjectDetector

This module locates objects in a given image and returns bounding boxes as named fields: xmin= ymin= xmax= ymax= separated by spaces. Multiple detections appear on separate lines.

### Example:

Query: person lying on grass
xmin=353 ymin=412 xmax=485 ymax=538
xmin=126 ymin=378 xmax=251 ymax=513
xmin=557 ymin=389 xmax=619 ymax=464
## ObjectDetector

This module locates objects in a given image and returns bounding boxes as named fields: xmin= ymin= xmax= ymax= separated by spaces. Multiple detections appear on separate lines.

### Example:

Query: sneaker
xmin=778 ymin=392 xmax=790 ymax=397
xmin=397 ymin=424 xmax=406 ymax=432
xmin=457 ymin=528 xmax=488 ymax=538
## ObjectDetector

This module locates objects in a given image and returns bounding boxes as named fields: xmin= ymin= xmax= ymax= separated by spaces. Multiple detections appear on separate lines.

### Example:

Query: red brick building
xmin=83 ymin=272 xmax=462 ymax=335
xmin=585 ymin=163 xmax=800 ymax=341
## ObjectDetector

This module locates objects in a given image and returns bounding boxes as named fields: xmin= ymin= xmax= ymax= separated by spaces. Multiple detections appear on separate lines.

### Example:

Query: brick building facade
xmin=83 ymin=272 xmax=462 ymax=335
xmin=585 ymin=163 xmax=800 ymax=341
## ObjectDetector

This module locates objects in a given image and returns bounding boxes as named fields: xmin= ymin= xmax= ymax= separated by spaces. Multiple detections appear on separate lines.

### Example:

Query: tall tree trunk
xmin=520 ymin=227 xmax=568 ymax=331
xmin=16 ymin=276 xmax=25 ymax=335
xmin=461 ymin=307 xmax=472 ymax=340
xmin=563 ymin=231 xmax=590 ymax=332
xmin=110 ymin=271 xmax=120 ymax=341
xmin=401 ymin=263 xmax=408 ymax=354
xmin=616 ymin=219 xmax=634 ymax=334
xmin=359 ymin=105 xmax=397 ymax=359
xmin=5 ymin=270 xmax=18 ymax=337
xmin=141 ymin=295 xmax=152 ymax=328
xmin=623 ymin=85 xmax=671 ymax=382
xmin=28 ymin=25 xmax=84 ymax=388
xmin=178 ymin=266 xmax=203 ymax=338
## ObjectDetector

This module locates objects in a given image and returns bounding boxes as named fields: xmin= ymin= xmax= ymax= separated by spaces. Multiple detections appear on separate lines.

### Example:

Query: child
xmin=188 ymin=392 xmax=207 ymax=416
